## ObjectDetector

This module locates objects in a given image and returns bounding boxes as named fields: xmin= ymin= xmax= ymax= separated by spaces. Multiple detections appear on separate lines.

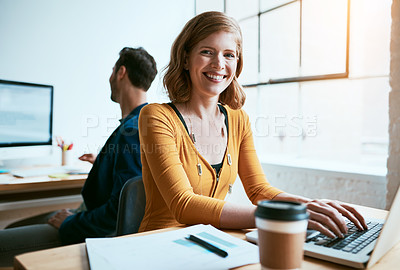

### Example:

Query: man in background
xmin=0 ymin=47 xmax=157 ymax=266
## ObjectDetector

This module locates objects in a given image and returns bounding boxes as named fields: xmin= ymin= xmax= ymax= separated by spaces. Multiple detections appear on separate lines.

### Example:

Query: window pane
xmin=226 ymin=0 xmax=258 ymax=21
xmin=249 ymin=83 xmax=301 ymax=160
xmin=239 ymin=17 xmax=259 ymax=85
xmin=196 ymin=0 xmax=224 ymax=14
xmin=350 ymin=0 xmax=391 ymax=77
xmin=301 ymin=0 xmax=348 ymax=76
xmin=300 ymin=78 xmax=389 ymax=167
xmin=360 ymin=77 xmax=389 ymax=165
xmin=260 ymin=2 xmax=300 ymax=81
xmin=260 ymin=0 xmax=296 ymax=12
xmin=300 ymin=79 xmax=362 ymax=162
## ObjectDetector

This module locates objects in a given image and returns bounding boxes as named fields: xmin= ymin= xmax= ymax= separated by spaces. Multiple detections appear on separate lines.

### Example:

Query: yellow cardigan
xmin=138 ymin=103 xmax=282 ymax=232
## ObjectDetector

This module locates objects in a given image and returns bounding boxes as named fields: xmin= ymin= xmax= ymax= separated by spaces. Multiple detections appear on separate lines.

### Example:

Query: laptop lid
xmin=367 ymin=186 xmax=400 ymax=267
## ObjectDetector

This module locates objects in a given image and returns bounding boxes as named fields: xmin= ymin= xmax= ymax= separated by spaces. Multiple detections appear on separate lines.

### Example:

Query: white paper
xmin=86 ymin=224 xmax=259 ymax=270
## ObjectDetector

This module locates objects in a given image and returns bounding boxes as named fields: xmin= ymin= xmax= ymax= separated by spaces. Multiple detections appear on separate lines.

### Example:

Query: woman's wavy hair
xmin=163 ymin=11 xmax=245 ymax=109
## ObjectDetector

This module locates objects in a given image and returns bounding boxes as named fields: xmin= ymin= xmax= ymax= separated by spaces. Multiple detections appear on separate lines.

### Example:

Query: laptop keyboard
xmin=306 ymin=221 xmax=383 ymax=254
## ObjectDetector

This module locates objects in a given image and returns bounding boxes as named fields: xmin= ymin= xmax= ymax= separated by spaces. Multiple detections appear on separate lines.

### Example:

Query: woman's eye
xmin=225 ymin=53 xmax=236 ymax=59
xmin=201 ymin=50 xmax=212 ymax=55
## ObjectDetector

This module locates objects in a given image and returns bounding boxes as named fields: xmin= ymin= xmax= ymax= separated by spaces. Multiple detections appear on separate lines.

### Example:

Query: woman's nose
xmin=211 ymin=54 xmax=224 ymax=70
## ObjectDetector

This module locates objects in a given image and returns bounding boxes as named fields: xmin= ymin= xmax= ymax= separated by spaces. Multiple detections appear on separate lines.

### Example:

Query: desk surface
xmin=0 ymin=165 xmax=89 ymax=196
xmin=0 ymin=174 xmax=86 ymax=195
xmin=14 ymin=204 xmax=400 ymax=270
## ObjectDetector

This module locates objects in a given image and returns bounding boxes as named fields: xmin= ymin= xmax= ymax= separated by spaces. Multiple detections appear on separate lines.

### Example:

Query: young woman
xmin=138 ymin=11 xmax=367 ymax=238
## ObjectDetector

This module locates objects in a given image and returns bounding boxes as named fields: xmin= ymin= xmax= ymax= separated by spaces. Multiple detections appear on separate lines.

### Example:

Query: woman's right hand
xmin=306 ymin=199 xmax=368 ymax=238
xmin=78 ymin=153 xmax=97 ymax=164
xmin=273 ymin=193 xmax=368 ymax=238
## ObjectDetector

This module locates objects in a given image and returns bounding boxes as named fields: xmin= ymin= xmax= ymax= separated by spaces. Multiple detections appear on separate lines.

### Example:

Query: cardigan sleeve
xmin=139 ymin=104 xmax=226 ymax=227
xmin=237 ymin=110 xmax=283 ymax=203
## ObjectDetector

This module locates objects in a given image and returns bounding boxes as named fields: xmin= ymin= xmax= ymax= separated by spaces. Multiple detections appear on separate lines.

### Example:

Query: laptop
xmin=245 ymin=187 xmax=400 ymax=269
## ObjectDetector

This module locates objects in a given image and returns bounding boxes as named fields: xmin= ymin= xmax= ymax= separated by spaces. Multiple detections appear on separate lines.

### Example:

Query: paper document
xmin=86 ymin=224 xmax=259 ymax=270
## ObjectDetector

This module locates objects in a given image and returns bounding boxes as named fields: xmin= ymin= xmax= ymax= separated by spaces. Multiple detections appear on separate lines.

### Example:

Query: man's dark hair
xmin=115 ymin=47 xmax=157 ymax=91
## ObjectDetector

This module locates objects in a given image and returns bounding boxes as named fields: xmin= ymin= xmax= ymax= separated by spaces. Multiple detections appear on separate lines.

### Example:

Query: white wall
xmin=0 ymin=0 xmax=194 ymax=163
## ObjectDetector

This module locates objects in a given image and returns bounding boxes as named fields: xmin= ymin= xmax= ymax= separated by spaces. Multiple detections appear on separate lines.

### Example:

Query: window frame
xmin=218 ymin=0 xmax=351 ymax=87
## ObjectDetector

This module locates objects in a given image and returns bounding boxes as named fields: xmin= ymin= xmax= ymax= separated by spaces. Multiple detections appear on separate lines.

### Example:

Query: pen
xmin=186 ymin=234 xmax=228 ymax=258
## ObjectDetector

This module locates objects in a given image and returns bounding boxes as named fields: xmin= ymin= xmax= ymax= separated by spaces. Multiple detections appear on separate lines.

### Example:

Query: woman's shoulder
xmin=221 ymin=104 xmax=249 ymax=120
xmin=141 ymin=103 xmax=174 ymax=115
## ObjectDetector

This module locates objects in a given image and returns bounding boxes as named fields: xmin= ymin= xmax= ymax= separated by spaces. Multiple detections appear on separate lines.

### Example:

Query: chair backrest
xmin=116 ymin=176 xmax=146 ymax=236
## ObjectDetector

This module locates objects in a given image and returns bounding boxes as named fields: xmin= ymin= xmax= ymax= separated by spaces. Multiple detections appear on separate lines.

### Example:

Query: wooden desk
xmin=0 ymin=172 xmax=87 ymax=229
xmin=0 ymin=175 xmax=86 ymax=196
xmin=14 ymin=205 xmax=400 ymax=270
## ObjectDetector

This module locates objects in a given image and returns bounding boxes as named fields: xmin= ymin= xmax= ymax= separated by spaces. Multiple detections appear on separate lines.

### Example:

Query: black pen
xmin=186 ymin=234 xmax=228 ymax=258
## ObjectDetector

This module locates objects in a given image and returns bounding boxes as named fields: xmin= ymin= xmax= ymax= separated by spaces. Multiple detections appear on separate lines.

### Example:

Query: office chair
xmin=116 ymin=176 xmax=146 ymax=236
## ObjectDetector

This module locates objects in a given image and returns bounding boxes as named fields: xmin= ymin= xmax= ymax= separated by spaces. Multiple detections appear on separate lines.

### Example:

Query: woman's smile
xmin=186 ymin=31 xmax=238 ymax=98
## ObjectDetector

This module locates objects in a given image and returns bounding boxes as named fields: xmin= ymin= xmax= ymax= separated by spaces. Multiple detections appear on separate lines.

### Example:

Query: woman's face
xmin=185 ymin=31 xmax=238 ymax=100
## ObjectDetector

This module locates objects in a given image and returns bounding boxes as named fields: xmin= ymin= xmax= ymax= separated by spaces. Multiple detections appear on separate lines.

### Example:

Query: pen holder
xmin=61 ymin=150 xmax=72 ymax=166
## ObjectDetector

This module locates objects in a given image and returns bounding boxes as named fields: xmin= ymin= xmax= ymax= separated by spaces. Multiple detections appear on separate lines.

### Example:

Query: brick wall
xmin=387 ymin=0 xmax=400 ymax=209
xmin=226 ymin=164 xmax=386 ymax=209
xmin=262 ymin=164 xmax=386 ymax=209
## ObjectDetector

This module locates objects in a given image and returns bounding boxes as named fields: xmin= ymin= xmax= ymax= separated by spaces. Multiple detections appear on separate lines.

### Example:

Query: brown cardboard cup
xmin=255 ymin=201 xmax=309 ymax=270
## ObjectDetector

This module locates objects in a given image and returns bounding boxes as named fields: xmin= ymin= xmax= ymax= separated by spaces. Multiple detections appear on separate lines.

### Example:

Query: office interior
xmin=0 ymin=0 xmax=398 ymax=250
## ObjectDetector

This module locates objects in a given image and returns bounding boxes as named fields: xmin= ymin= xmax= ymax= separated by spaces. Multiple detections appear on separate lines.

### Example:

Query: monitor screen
xmin=0 ymin=79 xmax=53 ymax=147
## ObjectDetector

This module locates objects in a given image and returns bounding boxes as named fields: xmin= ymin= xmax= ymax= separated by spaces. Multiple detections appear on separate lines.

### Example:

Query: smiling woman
xmin=138 ymin=11 xmax=367 ymax=239
xmin=184 ymin=31 xmax=238 ymax=102
xmin=163 ymin=11 xmax=245 ymax=109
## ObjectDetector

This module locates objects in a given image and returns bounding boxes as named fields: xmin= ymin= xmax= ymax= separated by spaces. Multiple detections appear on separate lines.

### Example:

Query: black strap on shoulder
xmin=168 ymin=103 xmax=229 ymax=137
xmin=167 ymin=103 xmax=189 ymax=134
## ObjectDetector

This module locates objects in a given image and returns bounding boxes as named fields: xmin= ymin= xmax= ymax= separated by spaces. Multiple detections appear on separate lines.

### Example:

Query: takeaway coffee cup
xmin=255 ymin=200 xmax=309 ymax=270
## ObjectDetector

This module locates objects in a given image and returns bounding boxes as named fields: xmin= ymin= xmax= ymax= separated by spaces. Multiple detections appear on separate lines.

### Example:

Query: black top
xmin=211 ymin=162 xmax=223 ymax=176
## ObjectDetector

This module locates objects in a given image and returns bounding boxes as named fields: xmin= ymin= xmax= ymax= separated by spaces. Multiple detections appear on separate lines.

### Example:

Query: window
xmin=195 ymin=0 xmax=391 ymax=170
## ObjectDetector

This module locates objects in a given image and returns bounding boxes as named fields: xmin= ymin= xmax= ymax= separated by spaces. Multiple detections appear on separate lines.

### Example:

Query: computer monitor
xmin=0 ymin=79 xmax=53 ymax=163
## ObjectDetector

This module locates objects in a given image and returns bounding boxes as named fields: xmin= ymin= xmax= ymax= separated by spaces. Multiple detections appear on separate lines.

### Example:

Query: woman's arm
xmin=220 ymin=202 xmax=257 ymax=229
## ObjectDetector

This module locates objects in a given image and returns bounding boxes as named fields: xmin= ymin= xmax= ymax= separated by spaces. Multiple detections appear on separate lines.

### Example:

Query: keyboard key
xmin=342 ymin=247 xmax=353 ymax=252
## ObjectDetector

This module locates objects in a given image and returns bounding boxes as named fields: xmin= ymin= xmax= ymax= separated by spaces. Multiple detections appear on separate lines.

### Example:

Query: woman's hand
xmin=306 ymin=199 xmax=368 ymax=238
xmin=273 ymin=193 xmax=368 ymax=238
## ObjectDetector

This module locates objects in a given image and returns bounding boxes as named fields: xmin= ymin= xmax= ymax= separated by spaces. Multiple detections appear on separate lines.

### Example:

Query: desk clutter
xmin=86 ymin=224 xmax=259 ymax=270
xmin=56 ymin=136 xmax=74 ymax=166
